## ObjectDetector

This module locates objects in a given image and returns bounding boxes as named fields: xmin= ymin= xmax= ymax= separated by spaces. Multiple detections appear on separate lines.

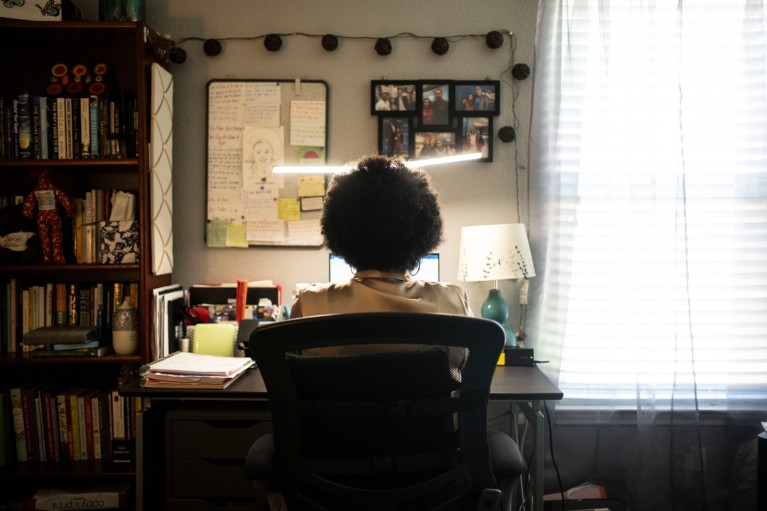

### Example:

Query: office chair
xmin=245 ymin=312 xmax=524 ymax=511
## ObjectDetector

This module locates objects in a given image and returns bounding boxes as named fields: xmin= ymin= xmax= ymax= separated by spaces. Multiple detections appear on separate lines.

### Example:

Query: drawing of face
xmin=252 ymin=140 xmax=273 ymax=170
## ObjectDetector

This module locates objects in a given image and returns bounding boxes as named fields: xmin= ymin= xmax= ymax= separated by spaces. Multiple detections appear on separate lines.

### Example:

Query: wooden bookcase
xmin=0 ymin=20 xmax=173 ymax=506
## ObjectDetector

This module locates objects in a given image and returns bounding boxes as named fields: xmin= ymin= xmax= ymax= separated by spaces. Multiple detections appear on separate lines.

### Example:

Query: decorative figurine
xmin=21 ymin=168 xmax=74 ymax=263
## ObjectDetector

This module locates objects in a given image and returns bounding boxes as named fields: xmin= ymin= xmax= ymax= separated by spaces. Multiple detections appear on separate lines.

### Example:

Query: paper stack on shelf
xmin=139 ymin=351 xmax=254 ymax=390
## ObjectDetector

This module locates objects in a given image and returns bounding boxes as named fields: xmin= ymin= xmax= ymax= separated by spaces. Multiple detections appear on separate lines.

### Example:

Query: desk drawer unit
xmin=165 ymin=404 xmax=272 ymax=508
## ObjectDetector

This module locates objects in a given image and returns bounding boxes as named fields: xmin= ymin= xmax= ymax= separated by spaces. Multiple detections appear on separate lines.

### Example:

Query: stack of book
xmin=139 ymin=352 xmax=254 ymax=390
xmin=22 ymin=326 xmax=113 ymax=357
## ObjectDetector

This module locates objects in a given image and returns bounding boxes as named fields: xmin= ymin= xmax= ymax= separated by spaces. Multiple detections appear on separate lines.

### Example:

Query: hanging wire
xmin=175 ymin=30 xmax=510 ymax=47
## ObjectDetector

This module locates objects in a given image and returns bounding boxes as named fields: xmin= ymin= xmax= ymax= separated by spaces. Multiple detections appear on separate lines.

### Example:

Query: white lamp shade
xmin=457 ymin=224 xmax=536 ymax=282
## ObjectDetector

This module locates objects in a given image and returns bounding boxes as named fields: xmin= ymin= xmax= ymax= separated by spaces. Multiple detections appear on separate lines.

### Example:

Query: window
xmin=530 ymin=1 xmax=767 ymax=415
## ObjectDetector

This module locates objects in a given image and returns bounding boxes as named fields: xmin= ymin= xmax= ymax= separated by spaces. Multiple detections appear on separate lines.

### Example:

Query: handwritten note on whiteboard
xmin=206 ymin=80 xmax=328 ymax=247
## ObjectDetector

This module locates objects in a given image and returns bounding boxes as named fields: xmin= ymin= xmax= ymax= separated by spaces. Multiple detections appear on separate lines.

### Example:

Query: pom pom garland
xmin=322 ymin=34 xmax=339 ymax=52
xmin=264 ymin=34 xmax=283 ymax=52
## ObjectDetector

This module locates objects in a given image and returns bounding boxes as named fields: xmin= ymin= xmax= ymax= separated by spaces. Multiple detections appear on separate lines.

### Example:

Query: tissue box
xmin=100 ymin=220 xmax=139 ymax=264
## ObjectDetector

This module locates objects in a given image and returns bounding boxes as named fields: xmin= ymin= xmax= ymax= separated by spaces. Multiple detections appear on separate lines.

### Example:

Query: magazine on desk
xmin=139 ymin=351 xmax=254 ymax=389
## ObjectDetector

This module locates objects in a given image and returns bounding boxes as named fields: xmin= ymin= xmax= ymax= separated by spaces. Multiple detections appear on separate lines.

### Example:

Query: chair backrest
xmin=249 ymin=312 xmax=505 ymax=511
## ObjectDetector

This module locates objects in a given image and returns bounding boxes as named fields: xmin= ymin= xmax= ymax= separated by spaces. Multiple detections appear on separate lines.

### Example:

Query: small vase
xmin=112 ymin=298 xmax=138 ymax=355
xmin=481 ymin=288 xmax=516 ymax=347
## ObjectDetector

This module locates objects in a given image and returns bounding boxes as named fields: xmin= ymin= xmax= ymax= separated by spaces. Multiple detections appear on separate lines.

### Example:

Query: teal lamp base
xmin=481 ymin=288 xmax=516 ymax=347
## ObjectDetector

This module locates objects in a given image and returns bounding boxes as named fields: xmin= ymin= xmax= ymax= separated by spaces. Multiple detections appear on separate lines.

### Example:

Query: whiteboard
xmin=205 ymin=79 xmax=329 ymax=247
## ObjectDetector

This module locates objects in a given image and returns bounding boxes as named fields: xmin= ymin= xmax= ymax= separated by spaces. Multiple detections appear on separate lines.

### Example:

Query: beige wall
xmin=79 ymin=0 xmax=538 ymax=313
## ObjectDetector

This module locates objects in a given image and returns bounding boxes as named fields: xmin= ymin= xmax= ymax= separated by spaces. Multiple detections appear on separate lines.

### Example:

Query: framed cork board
xmin=205 ymin=79 xmax=328 ymax=247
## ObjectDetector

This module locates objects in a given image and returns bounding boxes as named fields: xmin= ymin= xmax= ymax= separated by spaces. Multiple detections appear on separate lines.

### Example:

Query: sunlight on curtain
xmin=530 ymin=1 xmax=767 ymax=416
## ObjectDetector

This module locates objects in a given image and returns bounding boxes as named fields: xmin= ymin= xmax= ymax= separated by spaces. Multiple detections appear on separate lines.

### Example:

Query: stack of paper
xmin=139 ymin=351 xmax=254 ymax=389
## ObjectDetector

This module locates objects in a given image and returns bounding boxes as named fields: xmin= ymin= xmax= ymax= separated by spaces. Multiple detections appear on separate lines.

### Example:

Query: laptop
xmin=328 ymin=253 xmax=440 ymax=282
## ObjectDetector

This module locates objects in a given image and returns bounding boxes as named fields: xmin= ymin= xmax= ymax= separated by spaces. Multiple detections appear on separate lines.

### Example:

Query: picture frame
xmin=458 ymin=117 xmax=493 ymax=162
xmin=419 ymin=82 xmax=452 ymax=128
xmin=378 ymin=117 xmax=413 ymax=158
xmin=414 ymin=130 xmax=459 ymax=159
xmin=453 ymin=81 xmax=500 ymax=116
xmin=371 ymin=81 xmax=418 ymax=115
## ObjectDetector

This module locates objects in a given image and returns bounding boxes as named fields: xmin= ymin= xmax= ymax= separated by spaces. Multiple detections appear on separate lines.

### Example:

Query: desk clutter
xmin=139 ymin=351 xmax=254 ymax=390
xmin=151 ymin=280 xmax=282 ymax=360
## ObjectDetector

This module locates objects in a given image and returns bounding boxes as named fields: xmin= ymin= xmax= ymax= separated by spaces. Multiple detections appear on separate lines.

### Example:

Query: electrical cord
xmin=544 ymin=400 xmax=566 ymax=506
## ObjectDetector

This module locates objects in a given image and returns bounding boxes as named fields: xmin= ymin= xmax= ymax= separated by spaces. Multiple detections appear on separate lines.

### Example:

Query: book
xmin=96 ymin=390 xmax=112 ymax=461
xmin=123 ymin=92 xmax=138 ymax=158
xmin=10 ymin=96 xmax=19 ymax=159
xmin=0 ymin=282 xmax=6 ymax=355
xmin=28 ymin=482 xmax=130 ymax=510
xmin=17 ymin=90 xmax=32 ymax=159
xmin=0 ymin=389 xmax=15 ymax=466
xmin=80 ymin=97 xmax=90 ymax=158
xmin=31 ymin=94 xmax=41 ymax=159
xmin=110 ymin=390 xmax=124 ymax=439
xmin=0 ymin=97 xmax=5 ymax=159
xmin=89 ymin=95 xmax=99 ymax=158
xmin=50 ymin=97 xmax=59 ymax=159
xmin=9 ymin=279 xmax=17 ymax=353
xmin=3 ymin=97 xmax=14 ymax=158
xmin=52 ymin=340 xmax=100 ymax=351
xmin=56 ymin=97 xmax=66 ymax=160
xmin=40 ymin=387 xmax=61 ymax=461
xmin=38 ymin=95 xmax=49 ymax=159
xmin=9 ymin=387 xmax=27 ymax=462
xmin=64 ymin=97 xmax=73 ymax=159
xmin=29 ymin=345 xmax=113 ymax=358
xmin=78 ymin=285 xmax=92 ymax=326
xmin=90 ymin=391 xmax=102 ymax=459
xmin=71 ymin=97 xmax=81 ymax=158
xmin=55 ymin=393 xmax=69 ymax=461
xmin=22 ymin=325 xmax=98 ymax=345
xmin=76 ymin=389 xmax=88 ymax=459
xmin=21 ymin=384 xmax=41 ymax=462
xmin=67 ymin=389 xmax=81 ymax=460
xmin=55 ymin=283 xmax=67 ymax=326
xmin=33 ymin=386 xmax=47 ymax=461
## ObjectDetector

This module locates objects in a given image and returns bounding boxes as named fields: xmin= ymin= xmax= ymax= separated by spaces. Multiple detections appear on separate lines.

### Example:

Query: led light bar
xmin=272 ymin=152 xmax=483 ymax=174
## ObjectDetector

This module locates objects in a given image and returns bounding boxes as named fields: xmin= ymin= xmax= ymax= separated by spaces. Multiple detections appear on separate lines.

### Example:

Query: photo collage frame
xmin=371 ymin=80 xmax=500 ymax=162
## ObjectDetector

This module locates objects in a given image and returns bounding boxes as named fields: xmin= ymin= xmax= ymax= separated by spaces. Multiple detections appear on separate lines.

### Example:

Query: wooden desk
xmin=122 ymin=365 xmax=562 ymax=510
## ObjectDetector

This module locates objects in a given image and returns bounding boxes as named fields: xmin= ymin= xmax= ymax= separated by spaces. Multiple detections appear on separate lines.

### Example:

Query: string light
xmin=322 ymin=34 xmax=339 ymax=52
xmin=203 ymin=38 xmax=222 ymax=56
xmin=170 ymin=30 xmax=512 ymax=62
xmin=431 ymin=37 xmax=449 ymax=55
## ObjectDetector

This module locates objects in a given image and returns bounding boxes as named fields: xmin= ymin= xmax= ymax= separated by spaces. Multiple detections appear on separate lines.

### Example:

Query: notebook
xmin=329 ymin=253 xmax=440 ymax=282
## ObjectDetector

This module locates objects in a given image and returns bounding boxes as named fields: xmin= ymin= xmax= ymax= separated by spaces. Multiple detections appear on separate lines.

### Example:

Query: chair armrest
xmin=488 ymin=430 xmax=524 ymax=477
xmin=245 ymin=433 xmax=274 ymax=480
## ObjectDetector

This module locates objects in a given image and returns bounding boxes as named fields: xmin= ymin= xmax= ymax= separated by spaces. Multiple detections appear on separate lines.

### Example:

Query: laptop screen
xmin=329 ymin=253 xmax=440 ymax=282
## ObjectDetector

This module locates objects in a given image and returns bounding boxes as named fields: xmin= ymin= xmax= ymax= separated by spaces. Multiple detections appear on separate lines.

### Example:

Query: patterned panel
xmin=150 ymin=64 xmax=174 ymax=275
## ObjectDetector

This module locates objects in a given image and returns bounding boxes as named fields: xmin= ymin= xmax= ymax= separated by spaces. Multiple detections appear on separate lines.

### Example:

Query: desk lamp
xmin=457 ymin=224 xmax=535 ymax=347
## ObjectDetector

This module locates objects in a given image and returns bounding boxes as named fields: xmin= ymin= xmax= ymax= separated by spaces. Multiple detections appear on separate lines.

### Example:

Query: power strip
xmin=504 ymin=347 xmax=534 ymax=366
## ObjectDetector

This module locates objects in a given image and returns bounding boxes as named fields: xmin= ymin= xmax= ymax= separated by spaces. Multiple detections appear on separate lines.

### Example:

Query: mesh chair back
xmin=250 ymin=312 xmax=505 ymax=511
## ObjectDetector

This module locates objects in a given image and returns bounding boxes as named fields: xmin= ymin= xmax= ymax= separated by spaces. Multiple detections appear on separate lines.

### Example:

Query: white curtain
xmin=529 ymin=1 xmax=767 ymax=508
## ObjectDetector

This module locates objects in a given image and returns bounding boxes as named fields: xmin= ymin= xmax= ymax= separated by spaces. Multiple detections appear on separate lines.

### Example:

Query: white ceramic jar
xmin=112 ymin=298 xmax=138 ymax=355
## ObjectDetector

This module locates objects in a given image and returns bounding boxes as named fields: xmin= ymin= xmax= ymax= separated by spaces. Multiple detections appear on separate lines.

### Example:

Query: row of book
xmin=0 ymin=280 xmax=138 ymax=355
xmin=0 ymin=385 xmax=141 ymax=465
xmin=0 ymin=90 xmax=137 ymax=161
xmin=1 ymin=187 xmax=138 ymax=265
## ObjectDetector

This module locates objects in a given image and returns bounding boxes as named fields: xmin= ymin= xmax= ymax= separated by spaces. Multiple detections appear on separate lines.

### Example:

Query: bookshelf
xmin=0 ymin=20 xmax=173 ymax=506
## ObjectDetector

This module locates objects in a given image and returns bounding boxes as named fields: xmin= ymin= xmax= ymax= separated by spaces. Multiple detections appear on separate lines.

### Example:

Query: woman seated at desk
xmin=291 ymin=154 xmax=473 ymax=318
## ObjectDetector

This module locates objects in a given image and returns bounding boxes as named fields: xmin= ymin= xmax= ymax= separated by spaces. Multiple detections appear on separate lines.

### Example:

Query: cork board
xmin=205 ymin=79 xmax=329 ymax=247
